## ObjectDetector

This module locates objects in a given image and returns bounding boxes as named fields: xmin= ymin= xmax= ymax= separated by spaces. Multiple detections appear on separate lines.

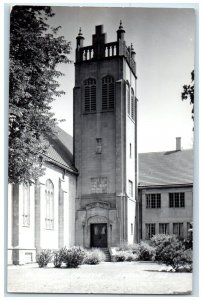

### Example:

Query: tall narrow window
xmin=146 ymin=223 xmax=156 ymax=239
xmin=159 ymin=223 xmax=169 ymax=235
xmin=45 ymin=179 xmax=54 ymax=230
xmin=131 ymin=223 xmax=133 ymax=235
xmin=84 ymin=78 xmax=96 ymax=112
xmin=128 ymin=180 xmax=133 ymax=197
xmin=126 ymin=81 xmax=130 ymax=115
xmin=129 ymin=143 xmax=132 ymax=158
xmin=173 ymin=223 xmax=183 ymax=238
xmin=102 ymin=75 xmax=114 ymax=110
xmin=23 ymin=184 xmax=30 ymax=227
xmin=131 ymin=88 xmax=135 ymax=120
xmin=96 ymin=138 xmax=102 ymax=154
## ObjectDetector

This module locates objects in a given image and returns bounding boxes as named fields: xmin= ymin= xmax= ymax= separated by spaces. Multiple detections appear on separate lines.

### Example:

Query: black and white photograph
xmin=5 ymin=2 xmax=197 ymax=296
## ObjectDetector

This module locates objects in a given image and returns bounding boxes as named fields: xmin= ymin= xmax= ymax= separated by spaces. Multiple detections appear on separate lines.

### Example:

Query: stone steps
xmin=101 ymin=248 xmax=111 ymax=262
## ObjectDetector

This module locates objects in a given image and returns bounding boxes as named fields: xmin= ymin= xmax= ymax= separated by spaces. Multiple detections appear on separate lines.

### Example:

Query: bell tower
xmin=74 ymin=23 xmax=138 ymax=247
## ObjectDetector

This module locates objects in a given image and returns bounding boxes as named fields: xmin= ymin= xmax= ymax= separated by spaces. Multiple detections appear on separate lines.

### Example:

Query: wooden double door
xmin=90 ymin=223 xmax=107 ymax=248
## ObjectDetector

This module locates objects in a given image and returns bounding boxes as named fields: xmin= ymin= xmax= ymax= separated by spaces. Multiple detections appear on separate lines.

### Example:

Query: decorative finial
xmin=119 ymin=20 xmax=123 ymax=29
xmin=78 ymin=27 xmax=82 ymax=36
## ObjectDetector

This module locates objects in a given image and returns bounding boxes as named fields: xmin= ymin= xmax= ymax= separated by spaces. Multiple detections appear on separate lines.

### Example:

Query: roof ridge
xmin=139 ymin=148 xmax=193 ymax=155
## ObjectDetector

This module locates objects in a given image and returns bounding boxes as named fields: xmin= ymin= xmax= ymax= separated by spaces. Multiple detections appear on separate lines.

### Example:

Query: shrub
xmin=150 ymin=234 xmax=193 ymax=272
xmin=150 ymin=234 xmax=179 ymax=261
xmin=184 ymin=224 xmax=193 ymax=250
xmin=63 ymin=246 xmax=86 ymax=268
xmin=125 ymin=252 xmax=138 ymax=262
xmin=160 ymin=243 xmax=192 ymax=272
xmin=137 ymin=241 xmax=156 ymax=261
xmin=83 ymin=248 xmax=106 ymax=265
xmin=53 ymin=247 xmax=67 ymax=268
xmin=114 ymin=251 xmax=126 ymax=262
xmin=174 ymin=248 xmax=193 ymax=272
xmin=36 ymin=249 xmax=53 ymax=268
xmin=112 ymin=248 xmax=138 ymax=262
xmin=177 ymin=249 xmax=193 ymax=272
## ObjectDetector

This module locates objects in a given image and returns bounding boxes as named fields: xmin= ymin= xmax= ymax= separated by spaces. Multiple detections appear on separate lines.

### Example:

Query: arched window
xmin=45 ymin=179 xmax=54 ymax=230
xmin=131 ymin=88 xmax=135 ymax=120
xmin=102 ymin=75 xmax=114 ymax=110
xmin=84 ymin=78 xmax=96 ymax=112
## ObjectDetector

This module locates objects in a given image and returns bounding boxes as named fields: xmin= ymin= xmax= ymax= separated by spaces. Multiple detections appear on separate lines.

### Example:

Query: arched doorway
xmin=90 ymin=223 xmax=107 ymax=247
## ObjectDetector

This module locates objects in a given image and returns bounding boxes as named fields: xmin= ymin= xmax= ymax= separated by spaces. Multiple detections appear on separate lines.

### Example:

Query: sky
xmin=48 ymin=6 xmax=195 ymax=153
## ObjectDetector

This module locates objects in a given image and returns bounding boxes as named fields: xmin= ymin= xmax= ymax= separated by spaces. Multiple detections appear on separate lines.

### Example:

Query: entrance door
xmin=90 ymin=223 xmax=107 ymax=248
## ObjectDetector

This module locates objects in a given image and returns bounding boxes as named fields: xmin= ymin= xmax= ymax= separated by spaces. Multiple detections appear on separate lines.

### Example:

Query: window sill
xmin=83 ymin=111 xmax=97 ymax=115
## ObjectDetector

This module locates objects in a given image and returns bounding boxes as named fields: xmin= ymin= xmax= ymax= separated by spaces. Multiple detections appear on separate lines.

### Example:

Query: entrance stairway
xmin=101 ymin=248 xmax=111 ymax=262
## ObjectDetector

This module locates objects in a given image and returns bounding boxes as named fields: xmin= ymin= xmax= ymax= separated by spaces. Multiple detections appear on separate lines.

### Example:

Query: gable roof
xmin=44 ymin=126 xmax=78 ymax=174
xmin=138 ymin=149 xmax=193 ymax=187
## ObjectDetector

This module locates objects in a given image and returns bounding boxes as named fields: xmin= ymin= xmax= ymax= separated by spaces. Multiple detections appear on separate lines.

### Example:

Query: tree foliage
xmin=9 ymin=6 xmax=71 ymax=184
xmin=182 ymin=70 xmax=194 ymax=122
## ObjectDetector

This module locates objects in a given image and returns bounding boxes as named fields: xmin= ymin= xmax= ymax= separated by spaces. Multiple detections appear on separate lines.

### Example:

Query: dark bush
xmin=184 ymin=223 xmax=193 ymax=249
xmin=114 ymin=251 xmax=126 ymax=262
xmin=150 ymin=234 xmax=179 ymax=261
xmin=137 ymin=241 xmax=156 ymax=261
xmin=151 ymin=234 xmax=193 ymax=272
xmin=36 ymin=249 xmax=53 ymax=268
xmin=53 ymin=247 xmax=67 ymax=268
xmin=63 ymin=246 xmax=86 ymax=268
xmin=177 ymin=249 xmax=193 ymax=272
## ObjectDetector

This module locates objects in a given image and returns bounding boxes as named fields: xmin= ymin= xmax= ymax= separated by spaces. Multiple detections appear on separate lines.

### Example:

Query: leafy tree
xmin=182 ymin=70 xmax=194 ymax=122
xmin=9 ymin=6 xmax=71 ymax=184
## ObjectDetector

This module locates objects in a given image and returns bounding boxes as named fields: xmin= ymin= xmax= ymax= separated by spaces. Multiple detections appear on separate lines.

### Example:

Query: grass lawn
xmin=7 ymin=261 xmax=192 ymax=295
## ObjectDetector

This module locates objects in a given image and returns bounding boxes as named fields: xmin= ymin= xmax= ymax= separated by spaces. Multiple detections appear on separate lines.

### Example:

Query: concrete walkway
xmin=7 ymin=261 xmax=192 ymax=295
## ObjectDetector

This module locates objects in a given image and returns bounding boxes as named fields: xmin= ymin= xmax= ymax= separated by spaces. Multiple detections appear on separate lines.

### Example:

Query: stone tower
xmin=74 ymin=23 xmax=137 ymax=248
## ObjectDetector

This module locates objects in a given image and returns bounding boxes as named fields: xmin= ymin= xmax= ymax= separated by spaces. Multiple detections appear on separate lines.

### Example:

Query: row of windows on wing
xmin=145 ymin=222 xmax=192 ymax=240
xmin=145 ymin=192 xmax=185 ymax=208
xmin=84 ymin=76 xmax=136 ymax=120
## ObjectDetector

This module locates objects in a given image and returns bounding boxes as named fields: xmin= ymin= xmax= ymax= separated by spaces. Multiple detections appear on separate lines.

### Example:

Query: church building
xmin=7 ymin=23 xmax=193 ymax=265
xmin=8 ymin=23 xmax=138 ymax=264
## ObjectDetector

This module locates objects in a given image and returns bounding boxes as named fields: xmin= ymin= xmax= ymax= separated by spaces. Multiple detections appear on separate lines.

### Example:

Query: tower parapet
xmin=75 ymin=23 xmax=136 ymax=77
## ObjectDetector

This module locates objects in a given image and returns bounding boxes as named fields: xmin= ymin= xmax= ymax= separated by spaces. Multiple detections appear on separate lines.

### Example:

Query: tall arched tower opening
xmin=74 ymin=23 xmax=138 ymax=248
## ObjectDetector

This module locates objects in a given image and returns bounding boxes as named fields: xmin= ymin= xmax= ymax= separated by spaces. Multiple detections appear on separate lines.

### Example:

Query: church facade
xmin=8 ymin=23 xmax=138 ymax=264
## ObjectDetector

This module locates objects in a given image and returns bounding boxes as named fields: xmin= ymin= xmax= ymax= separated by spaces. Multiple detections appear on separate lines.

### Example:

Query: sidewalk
xmin=7 ymin=261 xmax=192 ymax=295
